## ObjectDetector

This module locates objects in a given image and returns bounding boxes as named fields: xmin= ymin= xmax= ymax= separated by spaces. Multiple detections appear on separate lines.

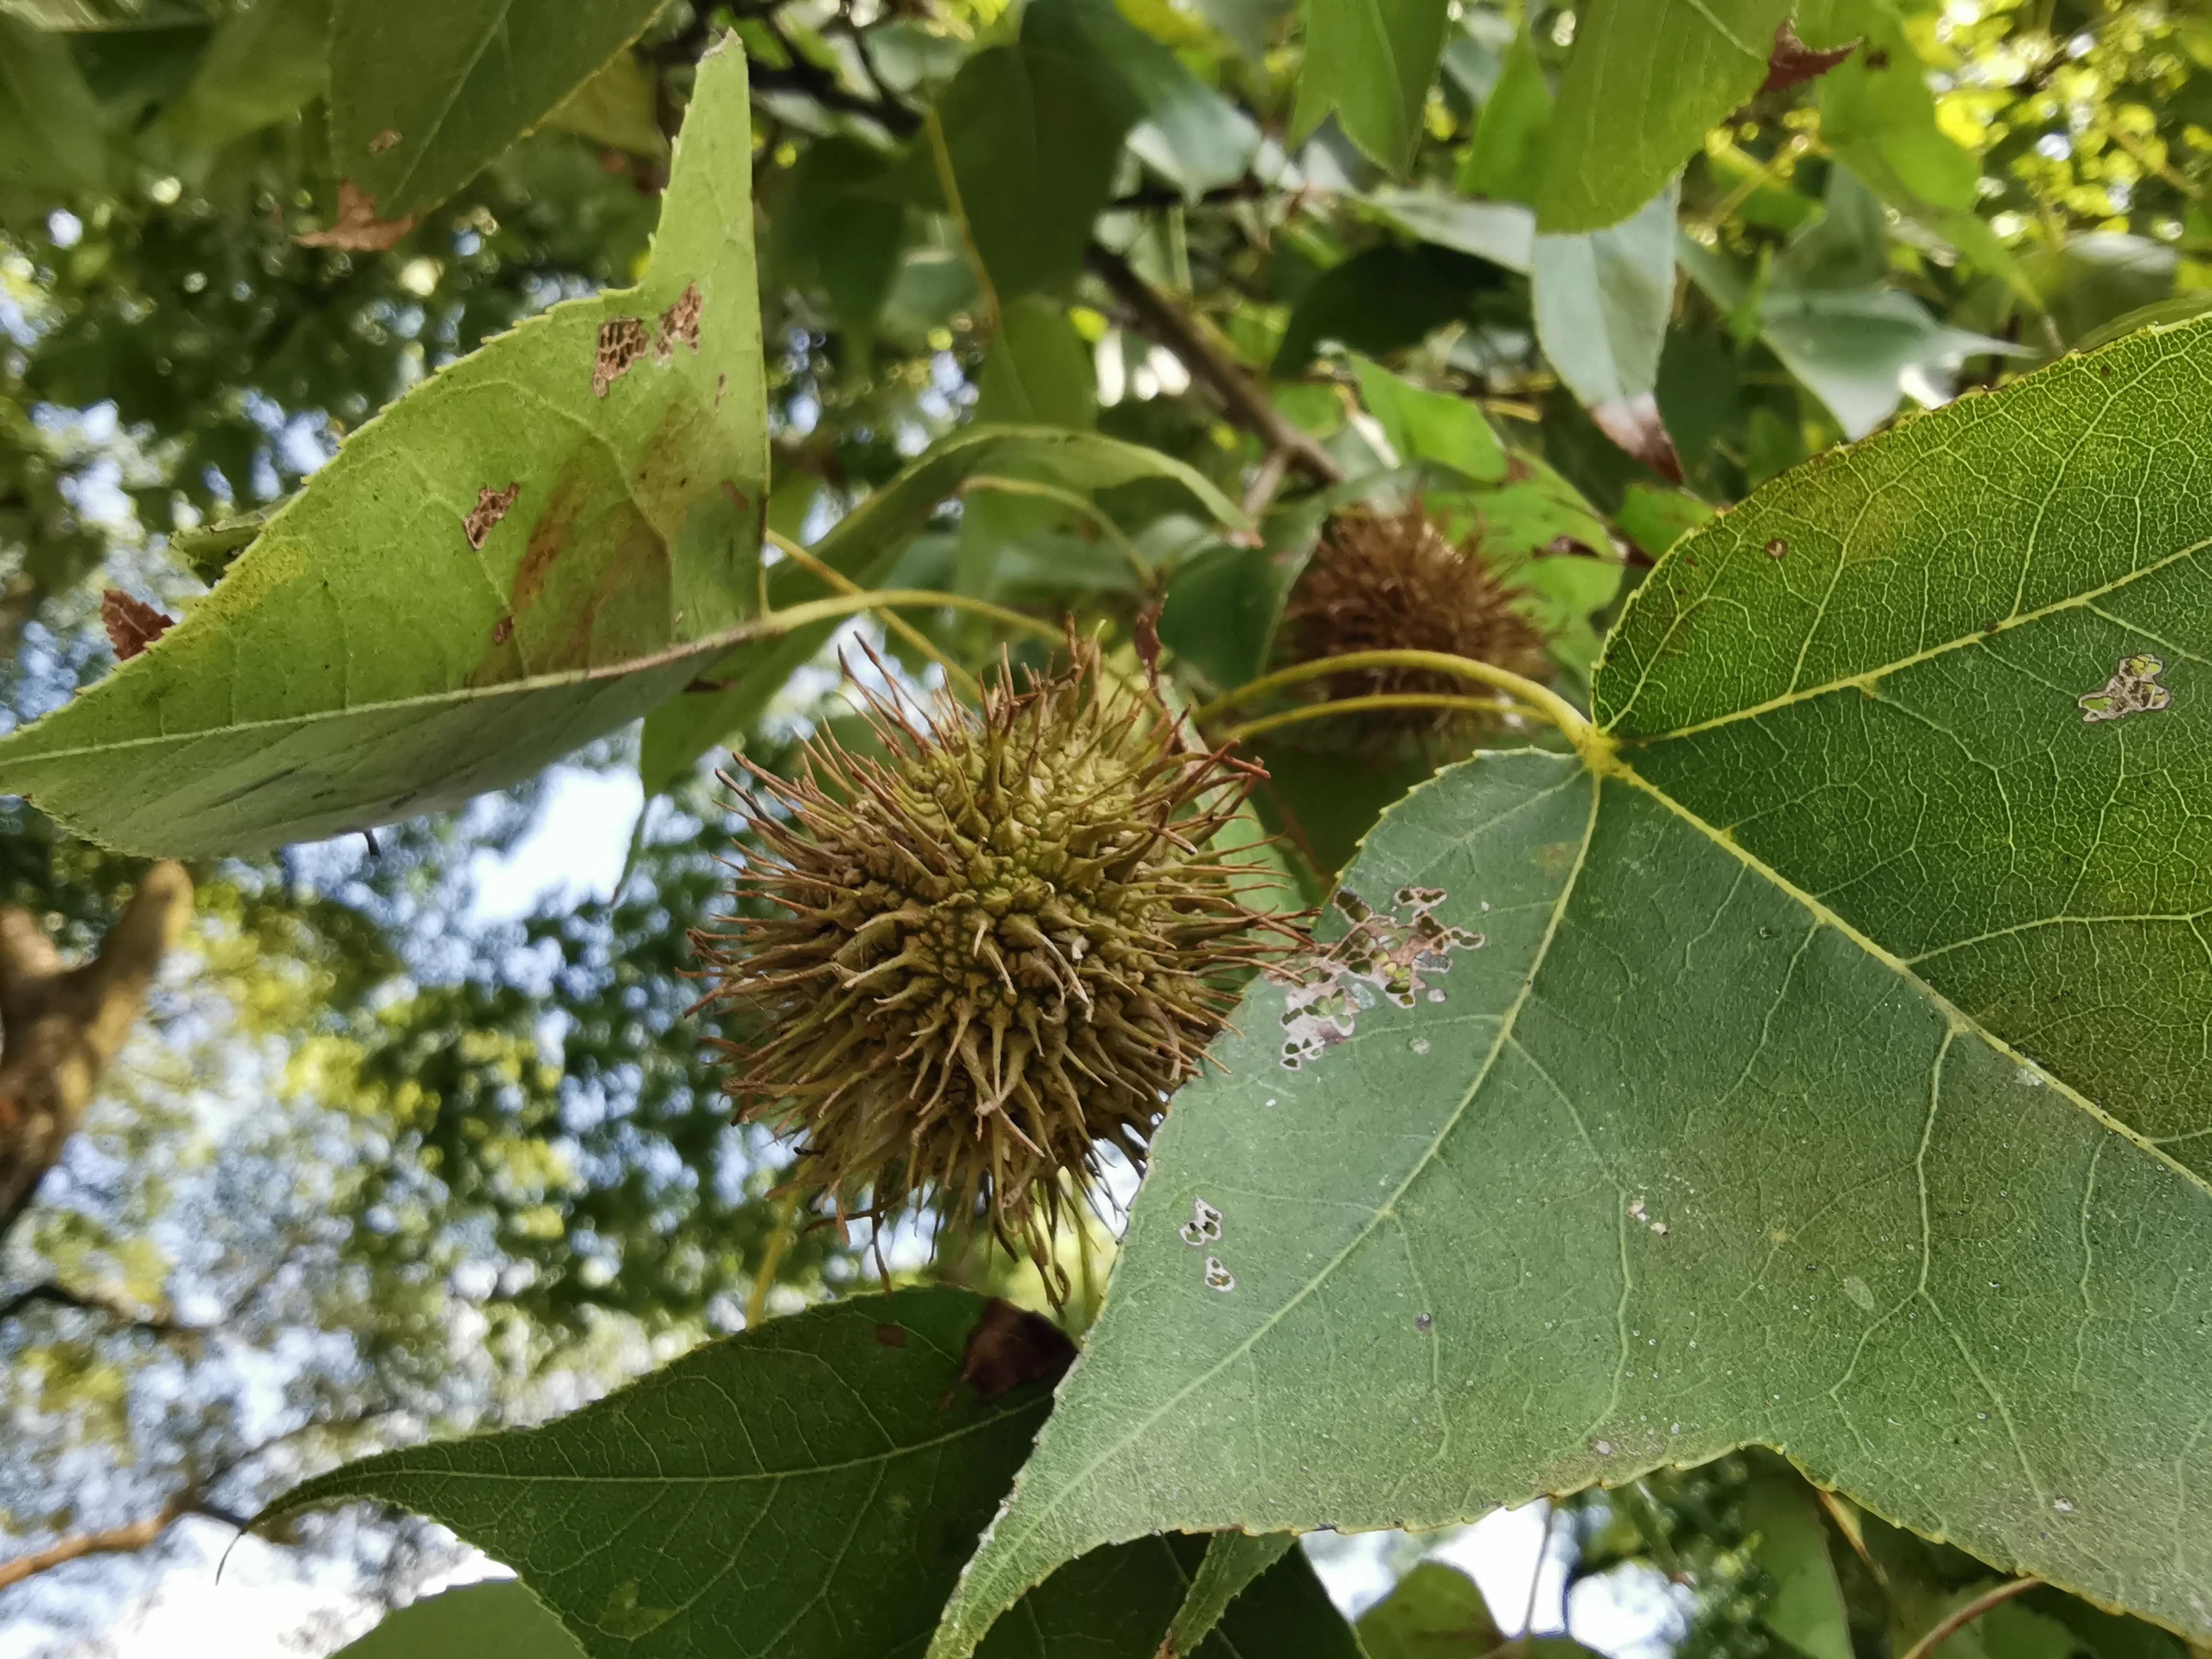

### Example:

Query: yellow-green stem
xmin=1222 ymin=693 xmax=1527 ymax=743
xmin=925 ymin=107 xmax=999 ymax=342
xmin=1195 ymin=650 xmax=1595 ymax=757
xmin=1897 ymin=1580 xmax=2039 ymax=1659
xmin=745 ymin=1188 xmax=800 ymax=1329
xmin=766 ymin=530 xmax=984 ymax=701
xmin=748 ymin=589 xmax=1064 ymax=650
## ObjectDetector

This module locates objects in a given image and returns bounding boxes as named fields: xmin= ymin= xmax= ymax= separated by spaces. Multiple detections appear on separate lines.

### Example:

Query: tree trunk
xmin=0 ymin=862 xmax=192 ymax=1241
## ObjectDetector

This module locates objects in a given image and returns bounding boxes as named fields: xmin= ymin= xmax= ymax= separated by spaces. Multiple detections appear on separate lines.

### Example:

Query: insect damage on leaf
xmin=1273 ymin=886 xmax=1485 ymax=1068
xmin=593 ymin=316 xmax=650 ymax=397
xmin=1179 ymin=1198 xmax=1223 ymax=1247
xmin=655 ymin=282 xmax=704 ymax=359
xmin=462 ymin=483 xmax=520 ymax=550
xmin=101 ymin=589 xmax=174 ymax=661
xmin=368 ymin=128 xmax=401 ymax=154
xmin=2077 ymin=653 xmax=2173 ymax=723
xmin=1761 ymin=21 xmax=1856 ymax=93
xmin=297 ymin=180 xmax=418 ymax=251
xmin=947 ymin=1298 xmax=1077 ymax=1405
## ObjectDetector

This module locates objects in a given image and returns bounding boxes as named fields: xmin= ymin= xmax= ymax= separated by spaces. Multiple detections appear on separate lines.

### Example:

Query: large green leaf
xmin=334 ymin=1582 xmax=586 ymax=1659
xmin=0 ymin=42 xmax=765 ymax=857
xmin=1289 ymin=0 xmax=1451 ymax=173
xmin=326 ymin=0 xmax=661 ymax=223
xmin=274 ymin=1287 xmax=1359 ymax=1659
xmin=927 ymin=315 xmax=2212 ymax=1653
xmin=159 ymin=0 xmax=330 ymax=151
xmin=1537 ymin=0 xmax=1788 ymax=232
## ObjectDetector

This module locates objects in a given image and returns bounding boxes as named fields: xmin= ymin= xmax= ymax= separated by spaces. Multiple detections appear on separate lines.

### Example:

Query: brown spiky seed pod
xmin=1282 ymin=504 xmax=1551 ymax=726
xmin=695 ymin=640 xmax=1292 ymax=1278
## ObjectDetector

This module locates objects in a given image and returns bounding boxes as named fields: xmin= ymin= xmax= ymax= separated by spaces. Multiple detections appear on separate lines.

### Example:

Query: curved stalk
xmin=1897 ymin=1579 xmax=2040 ymax=1659
xmin=957 ymin=475 xmax=1154 ymax=589
xmin=1193 ymin=650 xmax=1595 ymax=756
xmin=747 ymin=589 xmax=1065 ymax=649
xmin=1221 ymin=694 xmax=1528 ymax=744
xmin=765 ymin=530 xmax=983 ymax=700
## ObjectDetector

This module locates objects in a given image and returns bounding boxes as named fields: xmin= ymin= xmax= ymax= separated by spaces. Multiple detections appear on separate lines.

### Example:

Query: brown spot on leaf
xmin=941 ymin=1298 xmax=1075 ymax=1407
xmin=654 ymin=281 xmax=704 ymax=360
xmin=491 ymin=614 xmax=514 ymax=645
xmin=298 ymin=180 xmax=418 ymax=251
xmin=715 ymin=372 xmax=728 ymax=409
xmin=513 ymin=476 xmax=588 ymax=614
xmin=1761 ymin=20 xmax=1855 ymax=93
xmin=368 ymin=128 xmax=402 ymax=154
xmin=102 ymin=589 xmax=173 ymax=660
xmin=1863 ymin=46 xmax=1890 ymax=69
xmin=1764 ymin=538 xmax=1788 ymax=560
xmin=875 ymin=1323 xmax=908 ymax=1348
xmin=463 ymin=482 xmax=520 ymax=550
xmin=594 ymin=316 xmax=649 ymax=397
xmin=1590 ymin=393 xmax=1684 ymax=483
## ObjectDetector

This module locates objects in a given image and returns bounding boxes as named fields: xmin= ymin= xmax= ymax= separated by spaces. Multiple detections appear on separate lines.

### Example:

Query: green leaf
xmin=1164 ymin=1533 xmax=1297 ymax=1657
xmin=1743 ymin=1473 xmax=1851 ymax=1659
xmin=775 ymin=135 xmax=910 ymax=340
xmin=275 ymin=1289 xmax=1069 ymax=1658
xmin=636 ymin=426 xmax=1244 ymax=793
xmin=976 ymin=301 xmax=1100 ymax=431
xmin=158 ymin=0 xmax=329 ymax=150
xmin=333 ymin=1582 xmax=587 ymax=1659
xmin=541 ymin=49 xmax=667 ymax=160
xmin=1536 ymin=0 xmax=1788 ymax=233
xmin=326 ymin=0 xmax=662 ymax=222
xmin=1290 ymin=0 xmax=1451 ymax=173
xmin=0 ymin=0 xmax=201 ymax=24
xmin=1349 ymin=355 xmax=1507 ymax=485
xmin=927 ymin=314 xmax=2212 ymax=1655
xmin=1044 ymin=0 xmax=1258 ymax=201
xmin=276 ymin=1287 xmax=1356 ymax=1659
xmin=0 ymin=43 xmax=765 ymax=856
xmin=1358 ymin=188 xmax=1534 ymax=274
xmin=1354 ymin=1562 xmax=1501 ymax=1659
xmin=1273 ymin=245 xmax=1507 ymax=374
xmin=1532 ymin=182 xmax=1677 ymax=409
xmin=1456 ymin=25 xmax=1550 ymax=206
xmin=0 ymin=16 xmax=108 ymax=192
xmin=917 ymin=6 xmax=1142 ymax=300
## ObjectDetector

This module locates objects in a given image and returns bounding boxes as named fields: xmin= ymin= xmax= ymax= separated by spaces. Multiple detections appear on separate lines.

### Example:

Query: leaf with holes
xmin=0 ymin=42 xmax=764 ymax=858
xmin=927 ymin=314 xmax=2212 ymax=1653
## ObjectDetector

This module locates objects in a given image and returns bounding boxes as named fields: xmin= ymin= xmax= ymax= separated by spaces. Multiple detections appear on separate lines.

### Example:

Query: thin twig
xmin=1519 ymin=1501 xmax=1558 ymax=1637
xmin=0 ymin=1280 xmax=192 ymax=1336
xmin=1084 ymin=246 xmax=1345 ymax=488
xmin=766 ymin=530 xmax=984 ymax=700
xmin=1898 ymin=1579 xmax=2040 ymax=1659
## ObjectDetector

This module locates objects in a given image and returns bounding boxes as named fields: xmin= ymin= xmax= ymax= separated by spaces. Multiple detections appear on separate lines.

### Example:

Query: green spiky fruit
xmin=696 ymin=640 xmax=1294 ymax=1279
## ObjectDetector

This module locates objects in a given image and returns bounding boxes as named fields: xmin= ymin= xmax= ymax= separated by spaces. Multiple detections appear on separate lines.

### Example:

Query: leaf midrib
xmin=297 ymin=1395 xmax=1042 ymax=1501
xmin=1598 ymin=531 xmax=2212 ymax=743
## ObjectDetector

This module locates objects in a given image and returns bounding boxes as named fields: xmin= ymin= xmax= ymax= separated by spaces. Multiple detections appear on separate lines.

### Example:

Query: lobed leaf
xmin=927 ymin=315 xmax=2212 ymax=1653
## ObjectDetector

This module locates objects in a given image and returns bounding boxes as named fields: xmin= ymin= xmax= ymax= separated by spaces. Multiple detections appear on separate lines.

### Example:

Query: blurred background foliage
xmin=0 ymin=0 xmax=2207 ymax=1651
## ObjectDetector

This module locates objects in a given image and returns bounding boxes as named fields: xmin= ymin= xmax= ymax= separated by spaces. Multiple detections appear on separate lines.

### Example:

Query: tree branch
xmin=0 ymin=1279 xmax=192 ymax=1337
xmin=0 ymin=1487 xmax=209 ymax=1594
xmin=1083 ymin=246 xmax=1346 ymax=488
xmin=0 ymin=862 xmax=193 ymax=1242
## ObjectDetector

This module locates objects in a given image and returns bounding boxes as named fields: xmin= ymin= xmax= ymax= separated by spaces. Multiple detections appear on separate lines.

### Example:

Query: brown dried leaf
xmin=1761 ymin=20 xmax=1856 ymax=93
xmin=1590 ymin=393 xmax=1685 ymax=482
xmin=945 ymin=1299 xmax=1077 ymax=1406
xmin=297 ymin=181 xmax=418 ymax=252
xmin=101 ymin=589 xmax=174 ymax=661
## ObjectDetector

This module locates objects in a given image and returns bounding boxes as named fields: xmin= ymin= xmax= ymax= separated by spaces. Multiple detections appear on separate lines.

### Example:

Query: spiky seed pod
xmin=1282 ymin=504 xmax=1551 ymax=729
xmin=694 ymin=639 xmax=1295 ymax=1285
